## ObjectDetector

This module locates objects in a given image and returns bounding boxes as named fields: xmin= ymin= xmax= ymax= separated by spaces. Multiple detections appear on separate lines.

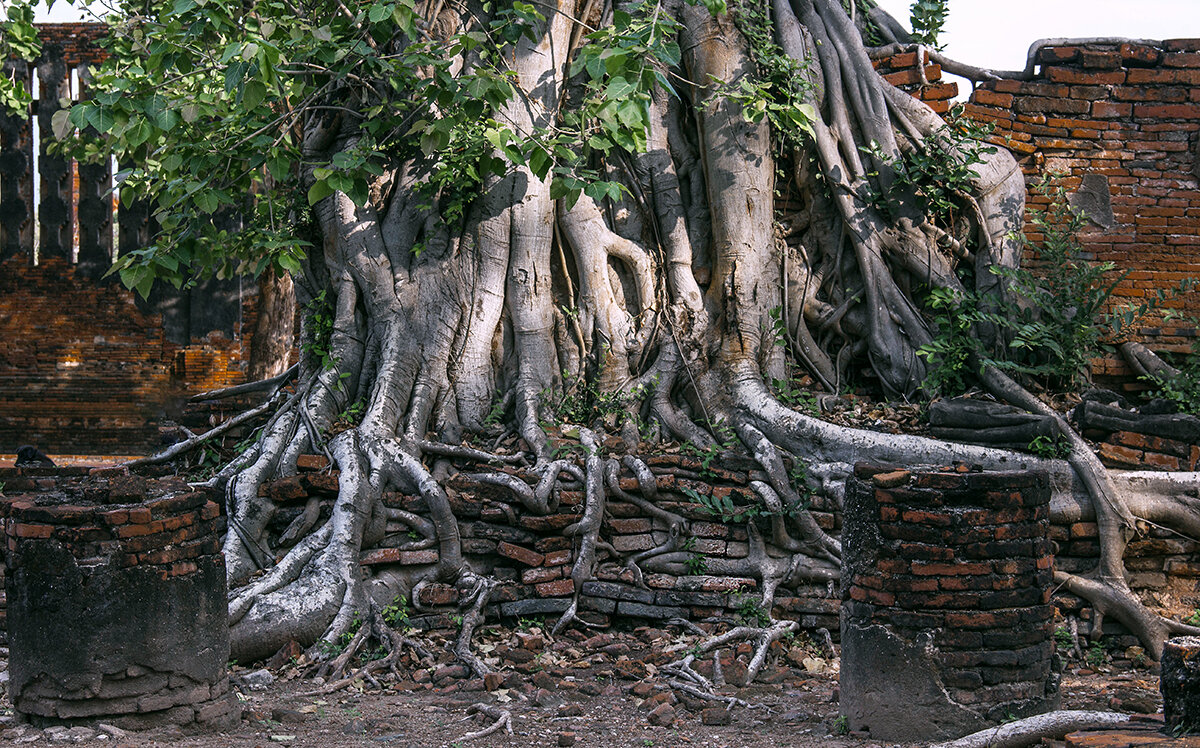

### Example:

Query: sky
xmin=30 ymin=0 xmax=1200 ymax=73
xmin=872 ymin=1 xmax=1197 ymax=72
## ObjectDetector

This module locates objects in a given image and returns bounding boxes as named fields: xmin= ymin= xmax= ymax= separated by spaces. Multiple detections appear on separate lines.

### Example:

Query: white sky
xmin=872 ymin=1 xmax=1198 ymax=72
xmin=31 ymin=0 xmax=1200 ymax=72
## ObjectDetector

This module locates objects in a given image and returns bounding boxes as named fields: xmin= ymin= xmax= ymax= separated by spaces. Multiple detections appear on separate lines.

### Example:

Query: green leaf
xmin=307 ymin=180 xmax=334 ymax=205
xmin=50 ymin=108 xmax=73 ymax=140
xmin=242 ymin=80 xmax=267 ymax=110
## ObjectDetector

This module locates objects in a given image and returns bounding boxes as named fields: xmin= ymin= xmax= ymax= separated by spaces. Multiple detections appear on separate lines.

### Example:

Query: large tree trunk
xmin=212 ymin=0 xmax=1200 ymax=664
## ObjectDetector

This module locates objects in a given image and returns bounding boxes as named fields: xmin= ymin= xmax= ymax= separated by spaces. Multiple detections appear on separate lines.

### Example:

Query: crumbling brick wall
xmin=0 ymin=259 xmax=256 ymax=455
xmin=958 ymin=41 xmax=1200 ymax=387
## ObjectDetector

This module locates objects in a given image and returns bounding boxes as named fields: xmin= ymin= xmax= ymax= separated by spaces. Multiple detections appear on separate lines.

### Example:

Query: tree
xmin=11 ymin=0 xmax=1200 ymax=666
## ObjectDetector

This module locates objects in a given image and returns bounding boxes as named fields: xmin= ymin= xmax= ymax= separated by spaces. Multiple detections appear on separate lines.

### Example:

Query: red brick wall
xmin=0 ymin=258 xmax=253 ymax=455
xmin=959 ymin=40 xmax=1200 ymax=385
xmin=32 ymin=23 xmax=108 ymax=65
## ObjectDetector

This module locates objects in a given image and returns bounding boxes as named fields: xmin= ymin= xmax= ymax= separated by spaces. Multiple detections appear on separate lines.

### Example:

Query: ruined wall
xmin=253 ymin=453 xmax=1200 ymax=648
xmin=881 ymin=40 xmax=1200 ymax=387
xmin=0 ymin=474 xmax=238 ymax=728
xmin=839 ymin=467 xmax=1057 ymax=741
xmin=0 ymin=259 xmax=257 ymax=454
xmin=0 ymin=24 xmax=262 ymax=455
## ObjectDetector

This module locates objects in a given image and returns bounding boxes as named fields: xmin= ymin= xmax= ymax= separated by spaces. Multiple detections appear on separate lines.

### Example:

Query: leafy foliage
xmin=727 ymin=0 xmax=816 ymax=151
xmin=8 ymin=0 xmax=689 ymax=297
xmin=908 ymin=0 xmax=948 ymax=50
xmin=542 ymin=371 xmax=652 ymax=427
xmin=917 ymin=175 xmax=1192 ymax=394
xmin=1154 ymin=341 xmax=1200 ymax=416
xmin=1 ymin=2 xmax=40 ymax=115
xmin=864 ymin=104 xmax=995 ymax=225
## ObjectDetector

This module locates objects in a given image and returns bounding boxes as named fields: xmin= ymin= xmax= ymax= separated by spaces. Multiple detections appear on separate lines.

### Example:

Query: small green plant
xmin=681 ymin=417 xmax=738 ymax=478
xmin=381 ymin=595 xmax=410 ymax=628
xmin=542 ymin=368 xmax=653 ymax=428
xmin=683 ymin=486 xmax=759 ymax=524
xmin=301 ymin=290 xmax=338 ymax=372
xmin=1027 ymin=434 xmax=1070 ymax=460
xmin=1053 ymin=625 xmax=1073 ymax=650
xmin=1154 ymin=339 xmax=1200 ymax=416
xmin=450 ymin=614 xmax=464 ymax=629
xmin=516 ymin=616 xmax=543 ymax=632
xmin=684 ymin=553 xmax=708 ymax=575
xmin=1086 ymin=640 xmax=1107 ymax=669
xmin=1185 ymin=609 xmax=1200 ymax=626
xmin=918 ymin=174 xmax=1193 ymax=395
xmin=337 ymin=399 xmax=367 ymax=426
xmin=831 ymin=714 xmax=849 ymax=736
xmin=482 ymin=394 xmax=507 ymax=427
xmin=734 ymin=596 xmax=771 ymax=627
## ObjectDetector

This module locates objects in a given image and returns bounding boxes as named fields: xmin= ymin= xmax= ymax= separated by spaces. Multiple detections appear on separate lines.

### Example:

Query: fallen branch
xmin=123 ymin=390 xmax=287 ymax=468
xmin=928 ymin=710 xmax=1133 ymax=748
xmin=189 ymin=364 xmax=299 ymax=402
xmin=461 ymin=703 xmax=512 ymax=742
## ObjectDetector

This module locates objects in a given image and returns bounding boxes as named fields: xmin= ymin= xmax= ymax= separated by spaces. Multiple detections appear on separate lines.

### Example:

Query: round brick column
xmin=3 ymin=491 xmax=238 ymax=729
xmin=839 ymin=466 xmax=1059 ymax=742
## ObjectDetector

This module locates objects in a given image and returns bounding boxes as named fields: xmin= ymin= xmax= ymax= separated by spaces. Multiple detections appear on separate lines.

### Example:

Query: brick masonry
xmin=0 ymin=473 xmax=237 ymax=729
xmin=255 ymin=452 xmax=1199 ymax=646
xmin=838 ymin=466 xmax=1058 ymax=741
xmin=891 ymin=41 xmax=1200 ymax=387
xmin=0 ymin=258 xmax=258 ymax=454
xmin=1 ymin=24 xmax=263 ymax=456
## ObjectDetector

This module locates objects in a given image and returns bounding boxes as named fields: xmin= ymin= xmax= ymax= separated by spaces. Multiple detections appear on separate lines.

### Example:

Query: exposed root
xmin=189 ymin=364 xmax=299 ymax=402
xmin=928 ymin=710 xmax=1133 ymax=748
xmin=459 ymin=703 xmax=513 ymax=742
xmin=667 ymin=620 xmax=799 ymax=687
xmin=125 ymin=388 xmax=287 ymax=468
xmin=663 ymin=681 xmax=758 ymax=711
xmin=298 ymin=606 xmax=431 ymax=696
xmin=453 ymin=575 xmax=499 ymax=677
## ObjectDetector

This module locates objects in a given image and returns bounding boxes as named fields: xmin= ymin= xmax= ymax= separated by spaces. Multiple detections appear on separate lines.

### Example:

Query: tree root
xmin=189 ymin=364 xmax=299 ymax=402
xmin=298 ymin=605 xmax=431 ymax=696
xmin=928 ymin=710 xmax=1133 ymax=748
xmin=459 ymin=704 xmax=513 ymax=742
xmin=125 ymin=389 xmax=288 ymax=468
xmin=667 ymin=620 xmax=799 ymax=688
xmin=453 ymin=575 xmax=499 ymax=677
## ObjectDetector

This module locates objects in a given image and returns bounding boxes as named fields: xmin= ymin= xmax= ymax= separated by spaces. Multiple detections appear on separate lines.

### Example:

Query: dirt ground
xmin=0 ymin=620 xmax=1166 ymax=748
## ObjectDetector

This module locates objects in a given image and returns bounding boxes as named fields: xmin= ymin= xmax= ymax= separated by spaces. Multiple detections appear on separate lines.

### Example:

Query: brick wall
xmin=0 ymin=473 xmax=238 ymax=728
xmin=959 ymin=40 xmax=1200 ymax=385
xmin=31 ymin=23 xmax=108 ymax=65
xmin=255 ymin=453 xmax=1199 ymax=645
xmin=0 ymin=258 xmax=256 ymax=455
xmin=0 ymin=24 xmax=260 ymax=456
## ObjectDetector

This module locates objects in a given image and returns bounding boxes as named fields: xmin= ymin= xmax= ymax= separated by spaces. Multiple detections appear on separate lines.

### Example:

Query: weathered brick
xmin=497 ymin=541 xmax=545 ymax=567
xmin=535 ymin=578 xmax=575 ymax=598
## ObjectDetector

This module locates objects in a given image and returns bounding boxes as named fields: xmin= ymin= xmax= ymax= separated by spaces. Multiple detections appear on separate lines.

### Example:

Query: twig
xmin=123 ymin=390 xmax=286 ymax=468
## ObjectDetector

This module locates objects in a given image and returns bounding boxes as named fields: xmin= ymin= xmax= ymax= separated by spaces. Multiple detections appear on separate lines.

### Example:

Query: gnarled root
xmin=929 ymin=710 xmax=1133 ymax=748
xmin=299 ymin=604 xmax=433 ymax=696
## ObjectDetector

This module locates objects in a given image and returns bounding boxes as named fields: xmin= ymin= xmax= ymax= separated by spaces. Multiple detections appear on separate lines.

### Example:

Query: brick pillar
xmin=839 ymin=466 xmax=1059 ymax=742
xmin=3 ymin=489 xmax=238 ymax=729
